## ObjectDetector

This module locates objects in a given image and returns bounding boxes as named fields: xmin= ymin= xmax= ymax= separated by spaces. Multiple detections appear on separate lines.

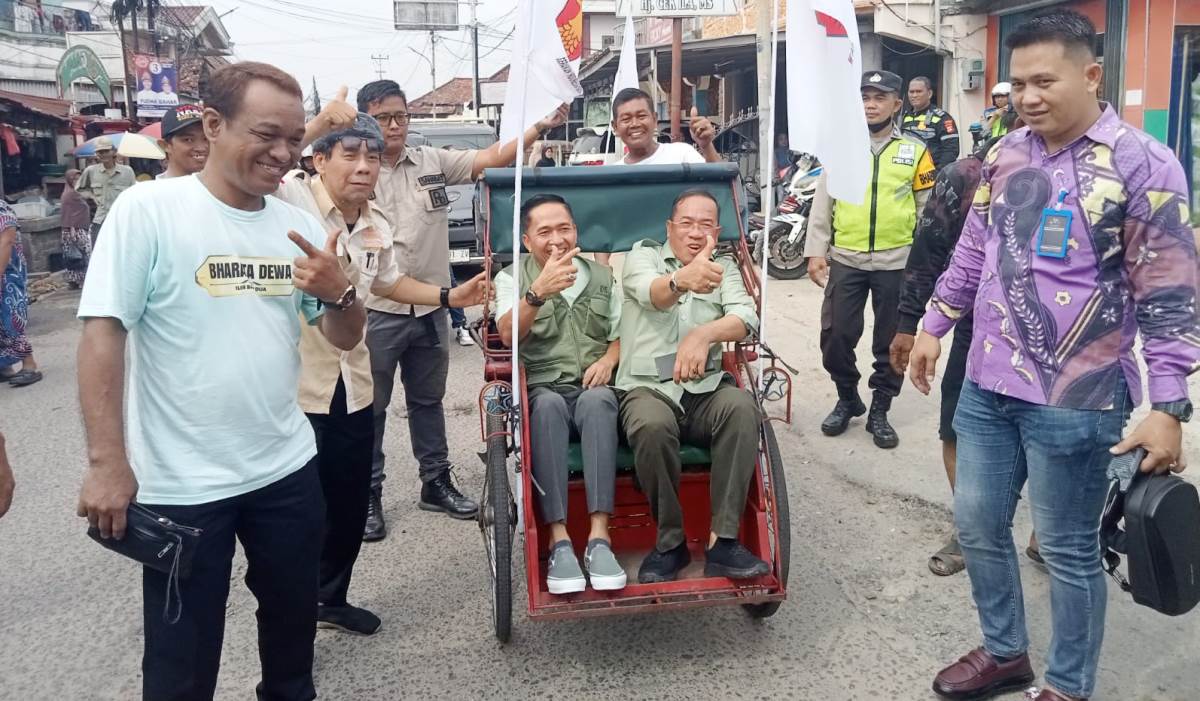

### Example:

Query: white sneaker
xmin=455 ymin=327 xmax=475 ymax=346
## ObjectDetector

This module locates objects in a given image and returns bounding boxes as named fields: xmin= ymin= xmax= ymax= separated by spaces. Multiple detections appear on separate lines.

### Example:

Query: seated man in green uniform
xmin=617 ymin=189 xmax=768 ymax=584
xmin=494 ymin=194 xmax=627 ymax=594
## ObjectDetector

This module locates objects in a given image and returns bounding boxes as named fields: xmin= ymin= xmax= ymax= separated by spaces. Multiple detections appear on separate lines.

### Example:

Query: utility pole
xmin=429 ymin=31 xmax=438 ymax=90
xmin=670 ymin=18 xmax=682 ymax=142
xmin=370 ymin=54 xmax=389 ymax=81
xmin=755 ymin=0 xmax=774 ymax=203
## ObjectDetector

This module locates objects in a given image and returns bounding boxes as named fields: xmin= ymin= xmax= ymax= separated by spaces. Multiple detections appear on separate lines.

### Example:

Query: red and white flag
xmin=786 ymin=0 xmax=870 ymax=204
xmin=499 ymin=0 xmax=584 ymax=143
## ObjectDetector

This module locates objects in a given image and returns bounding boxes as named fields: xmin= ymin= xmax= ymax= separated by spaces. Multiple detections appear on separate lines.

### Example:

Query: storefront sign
xmin=56 ymin=45 xmax=112 ymax=105
xmin=620 ymin=0 xmax=737 ymax=17
xmin=133 ymin=54 xmax=179 ymax=118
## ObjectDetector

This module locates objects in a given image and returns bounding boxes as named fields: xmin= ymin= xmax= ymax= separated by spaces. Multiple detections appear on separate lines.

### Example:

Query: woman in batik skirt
xmin=59 ymin=168 xmax=92 ymax=288
xmin=0 ymin=201 xmax=41 ymax=387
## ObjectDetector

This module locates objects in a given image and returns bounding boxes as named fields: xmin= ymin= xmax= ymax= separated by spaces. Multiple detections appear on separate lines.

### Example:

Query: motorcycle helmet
xmin=991 ymin=81 xmax=1012 ymax=96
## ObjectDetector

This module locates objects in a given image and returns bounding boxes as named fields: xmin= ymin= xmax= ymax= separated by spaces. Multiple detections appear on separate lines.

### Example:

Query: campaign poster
xmin=133 ymin=54 xmax=179 ymax=118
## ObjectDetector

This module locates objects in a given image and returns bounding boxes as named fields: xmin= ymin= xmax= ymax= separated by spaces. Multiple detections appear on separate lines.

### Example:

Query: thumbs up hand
xmin=289 ymin=229 xmax=352 ymax=303
xmin=673 ymin=234 xmax=724 ymax=295
xmin=688 ymin=106 xmax=716 ymax=150
xmin=316 ymin=85 xmax=357 ymax=134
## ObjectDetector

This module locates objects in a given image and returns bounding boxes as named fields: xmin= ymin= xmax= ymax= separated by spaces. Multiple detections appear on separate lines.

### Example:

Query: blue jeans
xmin=448 ymin=267 xmax=466 ymax=329
xmin=952 ymin=378 xmax=1130 ymax=698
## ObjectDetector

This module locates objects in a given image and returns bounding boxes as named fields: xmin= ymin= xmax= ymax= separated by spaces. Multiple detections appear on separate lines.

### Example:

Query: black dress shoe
xmin=866 ymin=394 xmax=899 ymax=449
xmin=419 ymin=470 xmax=478 ymax=519
xmin=821 ymin=396 xmax=866 ymax=436
xmin=638 ymin=542 xmax=691 ymax=583
xmin=317 ymin=604 xmax=382 ymax=635
xmin=363 ymin=489 xmax=386 ymax=542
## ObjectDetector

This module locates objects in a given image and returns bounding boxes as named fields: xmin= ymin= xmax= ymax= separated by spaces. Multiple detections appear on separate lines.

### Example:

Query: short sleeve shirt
xmin=368 ymin=145 xmax=476 ymax=317
xmin=623 ymin=141 xmax=706 ymax=166
xmin=77 ymin=163 xmax=136 ymax=223
xmin=77 ymin=175 xmax=327 ymax=505
xmin=493 ymin=257 xmax=622 ymax=341
xmin=275 ymin=171 xmax=404 ymax=415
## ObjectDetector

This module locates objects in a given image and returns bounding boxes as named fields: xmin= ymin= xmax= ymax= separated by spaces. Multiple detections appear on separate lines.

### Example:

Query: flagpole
xmin=757 ymin=0 xmax=780 ymax=394
xmin=509 ymin=0 xmax=536 ymax=536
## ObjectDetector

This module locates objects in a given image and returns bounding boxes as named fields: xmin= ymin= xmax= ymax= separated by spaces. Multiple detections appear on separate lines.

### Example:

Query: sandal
xmin=928 ymin=534 xmax=966 ymax=576
xmin=8 ymin=370 xmax=43 ymax=387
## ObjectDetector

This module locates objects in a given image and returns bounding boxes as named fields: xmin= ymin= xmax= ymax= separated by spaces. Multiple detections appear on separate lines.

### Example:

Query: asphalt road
xmin=0 ymin=280 xmax=1196 ymax=700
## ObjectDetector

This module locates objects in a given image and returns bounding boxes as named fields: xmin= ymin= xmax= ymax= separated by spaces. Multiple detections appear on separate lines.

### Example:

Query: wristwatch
xmin=668 ymin=271 xmax=680 ymax=294
xmin=1151 ymin=400 xmax=1193 ymax=423
xmin=439 ymin=287 xmax=451 ymax=309
xmin=525 ymin=289 xmax=546 ymax=307
xmin=327 ymin=283 xmax=356 ymax=311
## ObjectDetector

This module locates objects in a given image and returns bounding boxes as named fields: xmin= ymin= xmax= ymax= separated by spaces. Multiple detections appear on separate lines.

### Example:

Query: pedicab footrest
xmin=565 ymin=443 xmax=711 ymax=475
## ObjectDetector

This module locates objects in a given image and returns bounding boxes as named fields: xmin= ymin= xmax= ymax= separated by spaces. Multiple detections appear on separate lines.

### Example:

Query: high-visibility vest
xmin=832 ymin=136 xmax=929 ymax=252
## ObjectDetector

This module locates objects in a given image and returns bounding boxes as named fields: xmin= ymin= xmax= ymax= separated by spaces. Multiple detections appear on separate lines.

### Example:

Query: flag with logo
xmin=499 ymin=0 xmax=583 ymax=143
xmin=611 ymin=10 xmax=639 ymax=102
xmin=785 ymin=0 xmax=870 ymax=203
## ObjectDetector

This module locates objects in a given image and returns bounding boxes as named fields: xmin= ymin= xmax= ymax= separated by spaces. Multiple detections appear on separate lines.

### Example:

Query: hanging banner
xmin=133 ymin=54 xmax=179 ymax=118
xmin=56 ymin=45 xmax=112 ymax=105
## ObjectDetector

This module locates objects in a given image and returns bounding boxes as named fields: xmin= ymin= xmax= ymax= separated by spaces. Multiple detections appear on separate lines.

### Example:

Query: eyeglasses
xmin=669 ymin=219 xmax=719 ymax=234
xmin=373 ymin=112 xmax=410 ymax=126
xmin=332 ymin=135 xmax=384 ymax=154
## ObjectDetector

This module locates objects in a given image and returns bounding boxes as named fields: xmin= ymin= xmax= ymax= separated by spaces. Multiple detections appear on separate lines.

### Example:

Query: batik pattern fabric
xmin=922 ymin=105 xmax=1200 ymax=409
xmin=0 ymin=201 xmax=31 ymax=365
xmin=896 ymin=150 xmax=986 ymax=335
xmin=61 ymin=226 xmax=91 ymax=287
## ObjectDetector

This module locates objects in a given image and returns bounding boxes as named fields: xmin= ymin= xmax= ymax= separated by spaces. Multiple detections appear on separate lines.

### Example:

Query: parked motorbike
xmin=749 ymin=154 xmax=820 ymax=280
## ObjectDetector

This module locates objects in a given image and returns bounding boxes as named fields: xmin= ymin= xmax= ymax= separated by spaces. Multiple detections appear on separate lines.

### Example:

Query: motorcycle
xmin=749 ymin=154 xmax=821 ymax=280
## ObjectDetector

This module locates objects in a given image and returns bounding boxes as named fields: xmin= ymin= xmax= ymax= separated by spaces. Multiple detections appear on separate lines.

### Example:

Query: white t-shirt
xmin=622 ymin=141 xmax=706 ymax=166
xmin=78 ymin=175 xmax=328 ymax=505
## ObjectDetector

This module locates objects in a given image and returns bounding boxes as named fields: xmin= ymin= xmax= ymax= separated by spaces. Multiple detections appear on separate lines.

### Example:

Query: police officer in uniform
xmin=804 ymin=70 xmax=936 ymax=449
xmin=900 ymin=76 xmax=960 ymax=169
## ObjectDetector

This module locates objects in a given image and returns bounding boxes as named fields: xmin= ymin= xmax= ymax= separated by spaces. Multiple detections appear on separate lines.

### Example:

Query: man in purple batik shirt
xmin=909 ymin=10 xmax=1198 ymax=701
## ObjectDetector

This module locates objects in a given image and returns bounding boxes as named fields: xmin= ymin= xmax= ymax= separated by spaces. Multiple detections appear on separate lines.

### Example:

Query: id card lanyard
xmin=1035 ymin=188 xmax=1072 ymax=259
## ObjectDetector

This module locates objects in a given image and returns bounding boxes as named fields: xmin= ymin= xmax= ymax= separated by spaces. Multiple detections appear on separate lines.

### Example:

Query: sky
xmin=204 ymin=0 xmax=520 ymax=109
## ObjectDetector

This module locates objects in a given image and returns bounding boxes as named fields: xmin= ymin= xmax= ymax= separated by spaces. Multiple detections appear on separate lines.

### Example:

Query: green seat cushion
xmin=566 ymin=442 xmax=710 ymax=474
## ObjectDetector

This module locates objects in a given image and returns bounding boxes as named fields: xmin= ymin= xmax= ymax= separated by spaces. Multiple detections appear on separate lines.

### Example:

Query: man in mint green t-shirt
xmin=75 ymin=62 xmax=364 ymax=701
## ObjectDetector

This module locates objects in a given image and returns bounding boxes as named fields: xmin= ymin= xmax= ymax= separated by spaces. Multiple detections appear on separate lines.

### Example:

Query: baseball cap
xmin=161 ymin=104 xmax=204 ymax=139
xmin=94 ymin=135 xmax=114 ymax=152
xmin=860 ymin=70 xmax=903 ymax=94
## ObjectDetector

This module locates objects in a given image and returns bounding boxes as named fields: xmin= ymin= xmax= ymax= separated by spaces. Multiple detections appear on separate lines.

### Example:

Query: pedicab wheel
xmin=744 ymin=420 xmax=790 ymax=619
xmin=480 ymin=411 xmax=515 ymax=643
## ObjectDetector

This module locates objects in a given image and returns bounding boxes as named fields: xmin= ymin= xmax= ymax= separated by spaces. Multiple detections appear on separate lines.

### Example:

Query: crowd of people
xmin=0 ymin=6 xmax=1192 ymax=701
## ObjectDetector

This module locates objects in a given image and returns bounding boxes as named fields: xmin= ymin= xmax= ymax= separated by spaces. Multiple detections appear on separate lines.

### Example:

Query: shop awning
xmin=0 ymin=90 xmax=70 ymax=123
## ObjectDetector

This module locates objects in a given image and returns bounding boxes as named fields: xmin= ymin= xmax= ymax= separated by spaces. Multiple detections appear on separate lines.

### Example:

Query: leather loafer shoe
xmin=820 ymin=397 xmax=866 ymax=436
xmin=419 ymin=470 xmax=479 ymax=519
xmin=932 ymin=647 xmax=1034 ymax=700
xmin=1024 ymin=688 xmax=1085 ymax=701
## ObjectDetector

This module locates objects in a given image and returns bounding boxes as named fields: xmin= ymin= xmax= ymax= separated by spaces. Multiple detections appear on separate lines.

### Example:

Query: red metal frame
xmin=475 ymin=175 xmax=790 ymax=623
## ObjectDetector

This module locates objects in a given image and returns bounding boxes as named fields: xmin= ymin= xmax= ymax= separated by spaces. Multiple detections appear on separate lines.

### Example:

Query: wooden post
xmin=670 ymin=17 xmax=682 ymax=142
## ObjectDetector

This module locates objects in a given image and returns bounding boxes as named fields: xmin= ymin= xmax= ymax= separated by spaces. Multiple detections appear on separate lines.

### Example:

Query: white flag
xmin=786 ymin=0 xmax=870 ymax=204
xmin=612 ymin=11 xmax=639 ymax=102
xmin=499 ymin=0 xmax=583 ymax=144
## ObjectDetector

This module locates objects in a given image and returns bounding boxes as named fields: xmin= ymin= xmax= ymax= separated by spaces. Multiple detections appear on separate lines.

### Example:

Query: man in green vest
xmin=804 ymin=70 xmax=936 ymax=449
xmin=493 ymin=194 xmax=627 ymax=595
xmin=617 ymin=189 xmax=768 ymax=584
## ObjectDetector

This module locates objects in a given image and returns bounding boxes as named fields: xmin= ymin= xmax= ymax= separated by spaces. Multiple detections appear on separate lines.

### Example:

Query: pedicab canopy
xmin=479 ymin=163 xmax=747 ymax=254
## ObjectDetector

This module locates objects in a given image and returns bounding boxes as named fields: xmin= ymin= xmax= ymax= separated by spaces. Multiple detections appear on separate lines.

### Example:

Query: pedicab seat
xmin=565 ymin=442 xmax=711 ymax=475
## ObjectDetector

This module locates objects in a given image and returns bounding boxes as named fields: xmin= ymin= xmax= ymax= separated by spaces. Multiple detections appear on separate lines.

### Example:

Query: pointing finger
xmin=335 ymin=85 xmax=348 ymax=102
xmin=288 ymin=230 xmax=319 ymax=257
